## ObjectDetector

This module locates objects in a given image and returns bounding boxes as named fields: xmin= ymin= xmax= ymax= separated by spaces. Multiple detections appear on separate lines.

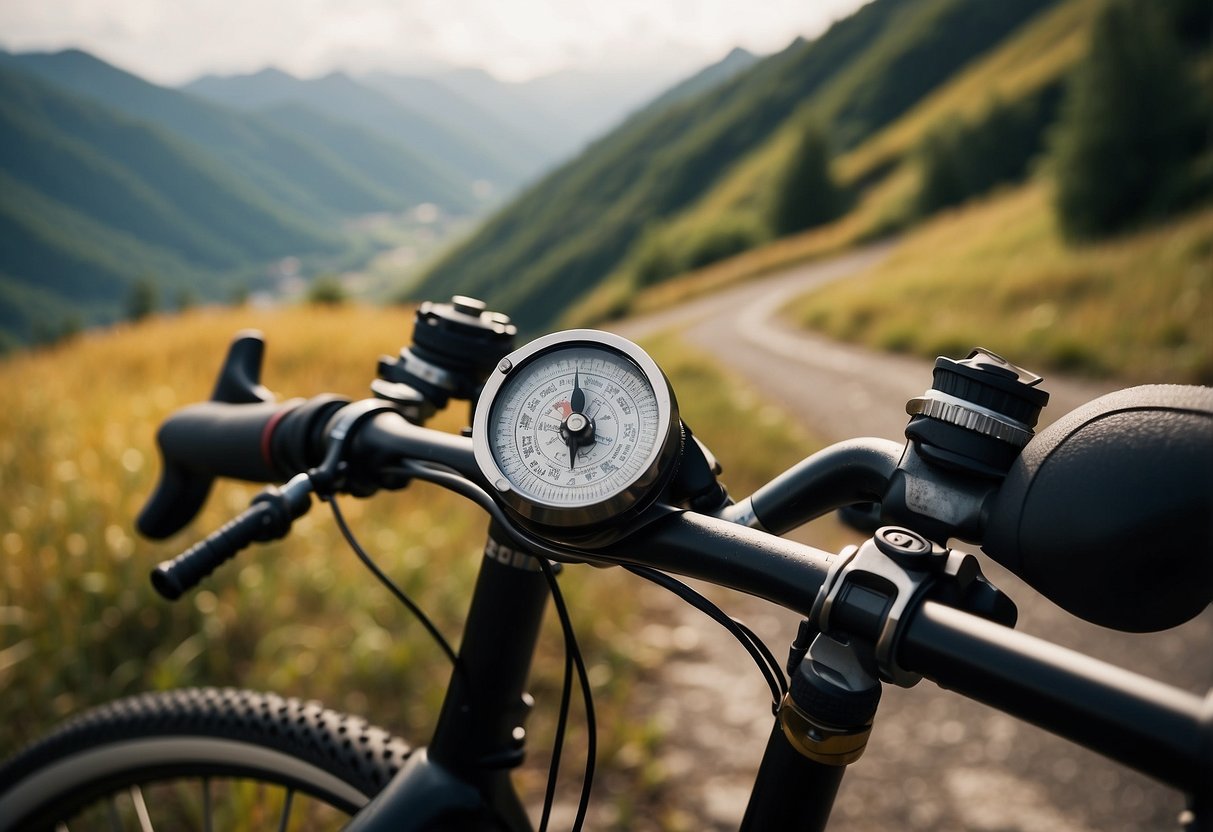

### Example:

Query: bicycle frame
xmin=349 ymin=522 xmax=553 ymax=832
xmin=346 ymin=519 xmax=862 ymax=832
xmin=340 ymin=488 xmax=1213 ymax=830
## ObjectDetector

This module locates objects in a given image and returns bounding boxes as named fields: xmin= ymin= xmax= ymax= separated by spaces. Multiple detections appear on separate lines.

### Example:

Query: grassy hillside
xmin=605 ymin=0 xmax=1211 ymax=387
xmin=0 ymin=173 xmax=209 ymax=332
xmin=788 ymin=182 xmax=1213 ymax=384
xmin=0 ymin=66 xmax=330 ymax=267
xmin=260 ymin=102 xmax=475 ymax=213
xmin=631 ymin=47 xmax=759 ymax=120
xmin=409 ymin=0 xmax=1058 ymax=333
xmin=357 ymin=71 xmax=554 ymax=175
xmin=425 ymin=67 xmax=587 ymax=161
xmin=0 ymin=64 xmax=347 ymax=342
xmin=0 ymin=49 xmax=495 ymax=348
xmin=0 ymin=305 xmax=819 ymax=825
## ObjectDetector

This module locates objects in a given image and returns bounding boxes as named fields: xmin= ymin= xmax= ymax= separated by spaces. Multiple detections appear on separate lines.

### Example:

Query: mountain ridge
xmin=184 ymin=67 xmax=527 ymax=191
xmin=0 ymin=49 xmax=437 ymax=220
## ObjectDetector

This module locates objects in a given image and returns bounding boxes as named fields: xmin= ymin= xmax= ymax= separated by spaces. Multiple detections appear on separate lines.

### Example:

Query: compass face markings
xmin=488 ymin=345 xmax=661 ymax=508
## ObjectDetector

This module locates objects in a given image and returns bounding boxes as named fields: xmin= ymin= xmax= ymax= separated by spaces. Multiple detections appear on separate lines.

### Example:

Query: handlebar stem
xmin=881 ymin=443 xmax=997 ymax=545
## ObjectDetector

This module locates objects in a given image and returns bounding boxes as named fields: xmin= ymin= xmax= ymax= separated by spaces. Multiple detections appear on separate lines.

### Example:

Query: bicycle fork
xmin=346 ymin=521 xmax=552 ymax=832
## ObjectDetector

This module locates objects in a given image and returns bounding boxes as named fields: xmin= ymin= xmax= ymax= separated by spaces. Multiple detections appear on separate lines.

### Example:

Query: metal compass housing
xmin=473 ymin=330 xmax=682 ymax=536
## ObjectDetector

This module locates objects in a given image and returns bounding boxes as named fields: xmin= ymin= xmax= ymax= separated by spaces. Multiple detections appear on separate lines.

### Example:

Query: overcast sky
xmin=0 ymin=0 xmax=868 ymax=84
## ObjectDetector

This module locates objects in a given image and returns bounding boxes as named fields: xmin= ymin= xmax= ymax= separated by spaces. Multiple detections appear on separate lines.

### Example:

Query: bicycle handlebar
xmin=138 ymin=382 xmax=1213 ymax=629
xmin=902 ymin=601 xmax=1213 ymax=795
xmin=140 ymin=395 xmax=1213 ymax=795
xmin=133 ymin=330 xmax=1213 ymax=800
xmin=136 ymin=395 xmax=347 ymax=539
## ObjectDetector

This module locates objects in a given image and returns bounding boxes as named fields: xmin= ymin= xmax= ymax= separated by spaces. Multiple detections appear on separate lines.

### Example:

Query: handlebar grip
xmin=150 ymin=503 xmax=275 ymax=600
xmin=137 ymin=400 xmax=295 ymax=540
xmin=983 ymin=385 xmax=1213 ymax=632
xmin=150 ymin=475 xmax=314 ymax=600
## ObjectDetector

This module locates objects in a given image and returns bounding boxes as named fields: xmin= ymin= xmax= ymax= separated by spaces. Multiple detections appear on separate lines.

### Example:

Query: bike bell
xmin=904 ymin=348 xmax=1049 ymax=478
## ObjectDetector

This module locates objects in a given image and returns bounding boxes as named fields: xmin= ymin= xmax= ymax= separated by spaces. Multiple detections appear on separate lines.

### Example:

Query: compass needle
xmin=571 ymin=368 xmax=586 ymax=414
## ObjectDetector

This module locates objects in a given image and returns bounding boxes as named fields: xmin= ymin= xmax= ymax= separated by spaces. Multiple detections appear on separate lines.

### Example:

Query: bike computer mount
xmin=374 ymin=296 xmax=518 ymax=422
xmin=883 ymin=348 xmax=1051 ymax=544
xmin=905 ymin=348 xmax=1049 ymax=478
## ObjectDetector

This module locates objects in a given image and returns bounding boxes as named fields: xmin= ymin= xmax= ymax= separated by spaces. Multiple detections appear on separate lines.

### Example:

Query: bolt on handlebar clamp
xmin=775 ymin=525 xmax=973 ymax=767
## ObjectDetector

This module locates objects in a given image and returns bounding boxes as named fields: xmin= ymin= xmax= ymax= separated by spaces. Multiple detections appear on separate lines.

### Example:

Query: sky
xmin=0 ymin=0 xmax=868 ymax=84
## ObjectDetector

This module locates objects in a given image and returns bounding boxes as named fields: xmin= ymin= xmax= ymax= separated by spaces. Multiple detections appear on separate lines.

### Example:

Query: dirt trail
xmin=592 ymin=244 xmax=1212 ymax=830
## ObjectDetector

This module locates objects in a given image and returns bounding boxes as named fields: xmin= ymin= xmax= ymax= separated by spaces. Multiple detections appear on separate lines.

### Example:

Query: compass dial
xmin=473 ymin=330 xmax=680 ymax=533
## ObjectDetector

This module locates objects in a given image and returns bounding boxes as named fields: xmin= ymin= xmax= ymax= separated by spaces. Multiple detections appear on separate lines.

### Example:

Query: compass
xmin=472 ymin=330 xmax=681 ymax=535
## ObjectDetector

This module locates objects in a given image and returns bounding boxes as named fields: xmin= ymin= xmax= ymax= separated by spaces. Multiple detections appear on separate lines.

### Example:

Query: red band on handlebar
xmin=261 ymin=406 xmax=293 ymax=471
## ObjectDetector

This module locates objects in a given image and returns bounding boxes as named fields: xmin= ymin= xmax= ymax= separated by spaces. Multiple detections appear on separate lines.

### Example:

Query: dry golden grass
xmin=0 ymin=306 xmax=490 ymax=742
xmin=0 ymin=305 xmax=658 ymax=810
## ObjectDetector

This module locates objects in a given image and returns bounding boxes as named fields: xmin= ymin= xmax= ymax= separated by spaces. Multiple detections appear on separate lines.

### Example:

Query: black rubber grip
xmin=151 ymin=503 xmax=276 ymax=600
xmin=159 ymin=401 xmax=290 ymax=482
xmin=983 ymin=385 xmax=1213 ymax=632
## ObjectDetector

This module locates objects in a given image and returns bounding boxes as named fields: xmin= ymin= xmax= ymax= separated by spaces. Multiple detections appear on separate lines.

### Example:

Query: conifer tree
xmin=1050 ymin=0 xmax=1204 ymax=240
xmin=126 ymin=279 xmax=158 ymax=323
xmin=771 ymin=121 xmax=846 ymax=236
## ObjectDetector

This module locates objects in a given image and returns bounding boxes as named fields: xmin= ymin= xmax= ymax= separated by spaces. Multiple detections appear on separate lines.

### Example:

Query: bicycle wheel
xmin=0 ymin=687 xmax=413 ymax=831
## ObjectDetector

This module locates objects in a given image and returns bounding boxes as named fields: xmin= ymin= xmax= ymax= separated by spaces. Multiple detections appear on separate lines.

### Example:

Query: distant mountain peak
xmin=249 ymin=66 xmax=298 ymax=82
xmin=38 ymin=47 xmax=107 ymax=67
xmin=183 ymin=65 xmax=299 ymax=89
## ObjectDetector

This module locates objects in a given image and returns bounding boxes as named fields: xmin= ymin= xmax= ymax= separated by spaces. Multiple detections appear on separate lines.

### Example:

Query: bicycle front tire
xmin=0 ymin=687 xmax=413 ymax=831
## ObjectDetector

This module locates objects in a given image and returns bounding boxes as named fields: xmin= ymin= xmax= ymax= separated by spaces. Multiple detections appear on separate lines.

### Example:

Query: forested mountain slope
xmin=0 ymin=64 xmax=343 ymax=341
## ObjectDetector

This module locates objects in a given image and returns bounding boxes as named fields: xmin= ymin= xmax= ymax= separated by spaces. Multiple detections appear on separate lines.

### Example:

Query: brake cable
xmin=625 ymin=565 xmax=788 ymax=712
xmin=324 ymin=494 xmax=472 ymax=689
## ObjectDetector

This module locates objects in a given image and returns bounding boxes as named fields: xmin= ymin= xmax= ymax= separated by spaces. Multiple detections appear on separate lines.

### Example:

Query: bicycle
xmin=0 ymin=295 xmax=1209 ymax=831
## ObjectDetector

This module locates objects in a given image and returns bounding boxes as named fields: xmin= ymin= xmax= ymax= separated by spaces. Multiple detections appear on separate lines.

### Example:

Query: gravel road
xmin=596 ymin=244 xmax=1212 ymax=831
